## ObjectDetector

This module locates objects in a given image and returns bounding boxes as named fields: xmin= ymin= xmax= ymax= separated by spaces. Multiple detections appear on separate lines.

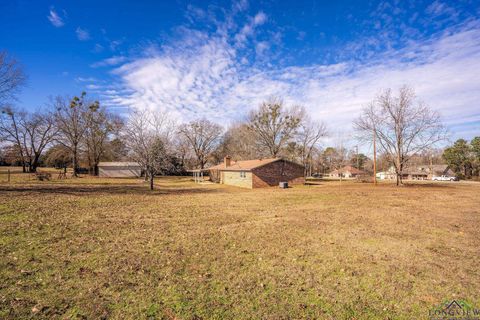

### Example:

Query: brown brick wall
xmin=252 ymin=160 xmax=305 ymax=188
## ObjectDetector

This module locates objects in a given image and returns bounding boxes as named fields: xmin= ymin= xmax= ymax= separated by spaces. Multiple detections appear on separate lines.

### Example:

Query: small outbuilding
xmin=98 ymin=162 xmax=142 ymax=178
xmin=207 ymin=157 xmax=304 ymax=189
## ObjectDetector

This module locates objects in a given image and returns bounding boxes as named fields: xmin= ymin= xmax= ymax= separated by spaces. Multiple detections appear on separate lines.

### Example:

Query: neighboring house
xmin=328 ymin=166 xmax=365 ymax=179
xmin=376 ymin=165 xmax=454 ymax=180
xmin=208 ymin=156 xmax=304 ymax=189
xmin=406 ymin=168 xmax=429 ymax=180
xmin=98 ymin=162 xmax=142 ymax=178
xmin=376 ymin=171 xmax=396 ymax=180
xmin=376 ymin=166 xmax=410 ymax=180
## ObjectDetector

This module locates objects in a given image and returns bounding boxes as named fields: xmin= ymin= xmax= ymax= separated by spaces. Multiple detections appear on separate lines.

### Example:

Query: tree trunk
xmin=22 ymin=163 xmax=26 ymax=173
xmin=396 ymin=169 xmax=405 ymax=186
xmin=30 ymin=155 xmax=40 ymax=173
xmin=72 ymin=155 xmax=77 ymax=177
xmin=72 ymin=146 xmax=78 ymax=177
xmin=149 ymin=172 xmax=154 ymax=190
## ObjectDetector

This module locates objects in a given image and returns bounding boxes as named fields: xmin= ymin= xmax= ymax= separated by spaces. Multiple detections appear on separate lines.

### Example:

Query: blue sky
xmin=1 ymin=0 xmax=479 ymax=144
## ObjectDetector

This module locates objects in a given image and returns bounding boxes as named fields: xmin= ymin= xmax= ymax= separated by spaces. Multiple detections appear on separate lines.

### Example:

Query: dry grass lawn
xmin=0 ymin=170 xmax=479 ymax=319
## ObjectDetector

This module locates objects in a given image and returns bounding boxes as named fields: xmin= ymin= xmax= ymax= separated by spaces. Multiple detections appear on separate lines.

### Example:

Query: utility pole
xmin=373 ymin=127 xmax=377 ymax=185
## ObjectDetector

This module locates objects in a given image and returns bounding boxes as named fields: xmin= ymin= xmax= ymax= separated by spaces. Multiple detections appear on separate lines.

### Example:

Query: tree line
xmin=0 ymin=51 xmax=329 ymax=190
xmin=443 ymin=138 xmax=480 ymax=179
xmin=123 ymin=99 xmax=327 ymax=189
xmin=354 ymin=85 xmax=480 ymax=184
xmin=0 ymin=93 xmax=124 ymax=175
xmin=2 ymin=50 xmax=478 ymax=188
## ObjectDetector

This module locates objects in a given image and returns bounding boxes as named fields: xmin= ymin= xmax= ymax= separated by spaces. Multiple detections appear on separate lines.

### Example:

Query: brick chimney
xmin=224 ymin=156 xmax=231 ymax=168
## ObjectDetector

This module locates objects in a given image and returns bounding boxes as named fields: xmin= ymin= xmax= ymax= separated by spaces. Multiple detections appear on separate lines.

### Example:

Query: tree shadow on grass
xmin=304 ymin=182 xmax=325 ymax=186
xmin=0 ymin=183 xmax=224 ymax=196
xmin=401 ymin=182 xmax=457 ymax=189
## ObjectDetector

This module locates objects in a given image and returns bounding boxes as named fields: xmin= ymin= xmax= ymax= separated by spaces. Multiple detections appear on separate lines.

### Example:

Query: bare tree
xmin=0 ymin=107 xmax=28 ymax=172
xmin=178 ymin=119 xmax=223 ymax=169
xmin=297 ymin=120 xmax=327 ymax=176
xmin=319 ymin=144 xmax=349 ymax=180
xmin=54 ymin=93 xmax=93 ymax=177
xmin=22 ymin=110 xmax=57 ymax=172
xmin=217 ymin=123 xmax=266 ymax=161
xmin=0 ymin=107 xmax=57 ymax=172
xmin=84 ymin=105 xmax=120 ymax=175
xmin=123 ymin=109 xmax=174 ymax=190
xmin=0 ymin=51 xmax=26 ymax=104
xmin=354 ymin=86 xmax=447 ymax=185
xmin=174 ymin=136 xmax=194 ymax=170
xmin=247 ymin=98 xmax=302 ymax=157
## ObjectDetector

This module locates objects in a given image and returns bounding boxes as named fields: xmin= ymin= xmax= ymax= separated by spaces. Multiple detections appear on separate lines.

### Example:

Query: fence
xmin=0 ymin=167 xmax=73 ymax=183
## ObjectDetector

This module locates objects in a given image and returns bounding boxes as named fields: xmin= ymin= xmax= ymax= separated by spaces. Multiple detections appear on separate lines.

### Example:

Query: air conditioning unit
xmin=279 ymin=181 xmax=288 ymax=189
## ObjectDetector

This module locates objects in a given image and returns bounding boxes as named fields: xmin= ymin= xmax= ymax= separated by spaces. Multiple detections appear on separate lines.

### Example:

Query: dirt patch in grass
xmin=0 ymin=176 xmax=479 ymax=319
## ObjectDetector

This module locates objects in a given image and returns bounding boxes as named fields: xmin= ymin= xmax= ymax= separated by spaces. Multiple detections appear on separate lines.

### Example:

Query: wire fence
xmin=0 ymin=167 xmax=73 ymax=183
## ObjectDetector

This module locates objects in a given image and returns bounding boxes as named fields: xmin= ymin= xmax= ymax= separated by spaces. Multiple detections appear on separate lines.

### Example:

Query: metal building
xmin=98 ymin=162 xmax=142 ymax=178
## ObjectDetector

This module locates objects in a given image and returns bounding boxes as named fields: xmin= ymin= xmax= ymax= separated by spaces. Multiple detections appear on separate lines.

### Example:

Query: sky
xmin=1 ymin=0 xmax=480 ymax=146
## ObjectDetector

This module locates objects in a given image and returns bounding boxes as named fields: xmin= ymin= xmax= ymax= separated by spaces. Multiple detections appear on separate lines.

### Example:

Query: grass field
xmin=0 ymin=169 xmax=479 ymax=319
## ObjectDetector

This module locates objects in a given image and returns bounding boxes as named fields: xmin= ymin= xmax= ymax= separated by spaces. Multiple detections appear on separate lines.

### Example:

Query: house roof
xmin=431 ymin=165 xmax=451 ymax=175
xmin=98 ymin=162 xmax=141 ymax=167
xmin=406 ymin=170 xmax=429 ymax=175
xmin=402 ymin=164 xmax=451 ymax=175
xmin=330 ymin=165 xmax=365 ymax=175
xmin=208 ymin=158 xmax=284 ymax=171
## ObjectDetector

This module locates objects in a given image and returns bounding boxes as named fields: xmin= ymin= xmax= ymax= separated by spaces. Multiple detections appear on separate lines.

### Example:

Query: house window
xmin=240 ymin=171 xmax=246 ymax=178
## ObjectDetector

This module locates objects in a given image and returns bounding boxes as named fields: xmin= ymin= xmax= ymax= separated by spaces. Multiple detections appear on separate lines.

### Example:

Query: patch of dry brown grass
xmin=0 ymin=175 xmax=479 ymax=319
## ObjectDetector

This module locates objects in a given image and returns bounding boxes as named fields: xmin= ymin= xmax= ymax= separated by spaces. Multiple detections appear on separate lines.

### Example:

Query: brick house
xmin=328 ymin=165 xmax=365 ymax=179
xmin=208 ymin=156 xmax=305 ymax=189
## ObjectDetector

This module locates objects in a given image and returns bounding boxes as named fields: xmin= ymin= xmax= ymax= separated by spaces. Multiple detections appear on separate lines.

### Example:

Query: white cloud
xmin=426 ymin=1 xmax=458 ymax=18
xmin=255 ymin=41 xmax=269 ymax=55
xmin=91 ymin=56 xmax=127 ymax=68
xmin=47 ymin=7 xmax=65 ymax=27
xmin=76 ymin=77 xmax=97 ymax=82
xmin=103 ymin=15 xmax=480 ymax=141
xmin=253 ymin=11 xmax=267 ymax=25
xmin=86 ymin=84 xmax=101 ymax=90
xmin=234 ymin=11 xmax=268 ymax=47
xmin=233 ymin=0 xmax=249 ymax=13
xmin=76 ymin=27 xmax=90 ymax=41
xmin=109 ymin=40 xmax=122 ymax=51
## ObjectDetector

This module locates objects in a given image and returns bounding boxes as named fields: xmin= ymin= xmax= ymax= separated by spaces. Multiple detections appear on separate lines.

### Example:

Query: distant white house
xmin=376 ymin=166 xmax=396 ymax=180
xmin=98 ymin=162 xmax=142 ymax=178
xmin=376 ymin=165 xmax=454 ymax=180
xmin=376 ymin=170 xmax=395 ymax=180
